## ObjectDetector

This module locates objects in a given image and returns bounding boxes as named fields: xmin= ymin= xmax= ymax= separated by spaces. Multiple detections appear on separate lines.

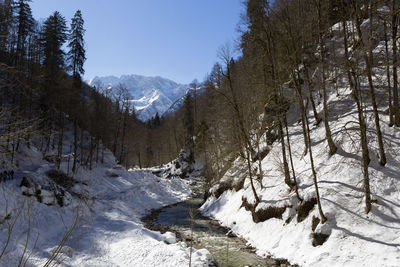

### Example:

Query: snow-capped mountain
xmin=89 ymin=74 xmax=189 ymax=121
xmin=162 ymin=86 xmax=206 ymax=118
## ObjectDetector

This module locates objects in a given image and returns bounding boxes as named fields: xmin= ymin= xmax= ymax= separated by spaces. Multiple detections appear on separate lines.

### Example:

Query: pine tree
xmin=67 ymin=10 xmax=86 ymax=79
xmin=0 ymin=0 xmax=14 ymax=62
xmin=41 ymin=11 xmax=67 ymax=109
xmin=183 ymin=94 xmax=195 ymax=163
xmin=209 ymin=63 xmax=223 ymax=88
xmin=190 ymin=79 xmax=198 ymax=126
xmin=15 ymin=0 xmax=33 ymax=69
xmin=41 ymin=11 xmax=67 ymax=168
xmin=42 ymin=11 xmax=67 ymax=74
xmin=67 ymin=10 xmax=86 ymax=172
xmin=153 ymin=112 xmax=161 ymax=127
xmin=41 ymin=11 xmax=67 ymax=111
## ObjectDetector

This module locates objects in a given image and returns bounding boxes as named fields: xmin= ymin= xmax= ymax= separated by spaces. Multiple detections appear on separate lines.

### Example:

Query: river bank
xmin=142 ymin=196 xmax=297 ymax=267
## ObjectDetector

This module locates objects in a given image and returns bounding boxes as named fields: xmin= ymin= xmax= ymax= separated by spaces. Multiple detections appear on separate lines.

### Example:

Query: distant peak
xmin=89 ymin=74 xmax=190 ymax=121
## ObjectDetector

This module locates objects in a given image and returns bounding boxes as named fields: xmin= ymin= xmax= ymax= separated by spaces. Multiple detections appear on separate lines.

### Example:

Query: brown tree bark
xmin=278 ymin=118 xmax=292 ymax=189
xmin=392 ymin=0 xmax=400 ymax=126
xmin=56 ymin=114 xmax=64 ymax=170
xmin=293 ymin=71 xmax=310 ymax=155
xmin=255 ymin=131 xmax=264 ymax=189
xmin=342 ymin=13 xmax=372 ymax=213
xmin=284 ymin=114 xmax=302 ymax=201
xmin=383 ymin=20 xmax=394 ymax=126
xmin=354 ymin=1 xmax=386 ymax=166
xmin=245 ymin=145 xmax=260 ymax=205
xmin=304 ymin=66 xmax=322 ymax=125
xmin=305 ymin=98 xmax=327 ymax=223
xmin=72 ymin=120 xmax=78 ymax=172
xmin=318 ymin=0 xmax=337 ymax=156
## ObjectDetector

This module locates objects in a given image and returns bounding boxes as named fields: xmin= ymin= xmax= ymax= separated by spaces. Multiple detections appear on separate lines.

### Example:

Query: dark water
xmin=144 ymin=197 xmax=288 ymax=267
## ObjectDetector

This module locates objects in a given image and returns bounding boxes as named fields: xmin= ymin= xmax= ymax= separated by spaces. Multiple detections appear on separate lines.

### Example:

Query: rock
xmin=162 ymin=231 xmax=177 ymax=244
xmin=43 ymin=155 xmax=57 ymax=162
xmin=113 ymin=164 xmax=123 ymax=170
xmin=226 ymin=230 xmax=237 ymax=238
xmin=20 ymin=177 xmax=31 ymax=188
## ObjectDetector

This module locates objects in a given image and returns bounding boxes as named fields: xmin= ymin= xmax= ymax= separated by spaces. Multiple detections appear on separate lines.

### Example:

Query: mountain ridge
xmin=89 ymin=74 xmax=189 ymax=121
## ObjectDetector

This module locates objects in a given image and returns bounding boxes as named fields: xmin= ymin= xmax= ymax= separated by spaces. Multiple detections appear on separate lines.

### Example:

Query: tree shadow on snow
xmin=323 ymin=198 xmax=400 ymax=231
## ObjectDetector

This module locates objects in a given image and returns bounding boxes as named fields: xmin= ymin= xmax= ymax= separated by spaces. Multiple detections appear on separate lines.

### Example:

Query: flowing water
xmin=142 ymin=195 xmax=292 ymax=267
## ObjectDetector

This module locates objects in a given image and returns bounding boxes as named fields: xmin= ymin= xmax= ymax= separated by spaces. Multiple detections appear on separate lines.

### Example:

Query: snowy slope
xmin=89 ymin=74 xmax=189 ymax=121
xmin=0 ymin=128 xmax=212 ymax=266
xmin=201 ymin=89 xmax=400 ymax=267
xmin=200 ymin=21 xmax=400 ymax=267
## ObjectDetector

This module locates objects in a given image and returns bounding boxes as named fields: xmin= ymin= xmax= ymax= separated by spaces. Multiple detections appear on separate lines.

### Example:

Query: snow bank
xmin=201 ymin=89 xmax=400 ymax=267
xmin=0 ymin=137 xmax=212 ymax=266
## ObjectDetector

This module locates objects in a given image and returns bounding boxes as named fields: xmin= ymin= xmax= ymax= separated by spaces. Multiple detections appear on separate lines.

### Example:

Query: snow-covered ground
xmin=0 ymin=136 xmax=212 ymax=266
xmin=201 ymin=85 xmax=400 ymax=267
xmin=200 ymin=17 xmax=400 ymax=266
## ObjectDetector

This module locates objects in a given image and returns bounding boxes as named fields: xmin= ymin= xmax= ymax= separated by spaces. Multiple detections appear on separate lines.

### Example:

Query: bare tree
xmin=341 ymin=2 xmax=372 ymax=213
xmin=316 ymin=0 xmax=337 ymax=156
xmin=304 ymin=98 xmax=327 ymax=223
xmin=391 ymin=0 xmax=400 ymax=126
xmin=353 ymin=0 xmax=386 ymax=165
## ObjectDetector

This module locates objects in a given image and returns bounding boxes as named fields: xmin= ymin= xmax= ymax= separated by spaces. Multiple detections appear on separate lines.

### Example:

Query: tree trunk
xmin=305 ymin=66 xmax=322 ymax=125
xmin=342 ymin=16 xmax=372 ymax=213
xmin=318 ymin=0 xmax=337 ymax=156
xmin=119 ymin=111 xmax=127 ymax=164
xmin=45 ymin=126 xmax=52 ymax=155
xmin=72 ymin=120 xmax=78 ymax=172
xmin=256 ymin=132 xmax=264 ymax=189
xmin=96 ymin=138 xmax=99 ymax=163
xmin=284 ymin=114 xmax=302 ymax=201
xmin=305 ymin=99 xmax=327 ymax=223
xmin=245 ymin=145 xmax=260 ymax=204
xmin=293 ymin=72 xmax=310 ymax=155
xmin=113 ymin=112 xmax=121 ymax=156
xmin=88 ymin=137 xmax=94 ymax=170
xmin=80 ymin=128 xmax=84 ymax=164
xmin=392 ymin=0 xmax=400 ymax=126
xmin=384 ymin=20 xmax=394 ymax=126
xmin=101 ymin=143 xmax=105 ymax=164
xmin=11 ymin=139 xmax=15 ymax=166
xmin=56 ymin=115 xmax=64 ymax=170
xmin=355 ymin=2 xmax=386 ymax=166
xmin=226 ymin=66 xmax=254 ymax=155
xmin=139 ymin=151 xmax=143 ymax=169
xmin=278 ymin=118 xmax=292 ymax=188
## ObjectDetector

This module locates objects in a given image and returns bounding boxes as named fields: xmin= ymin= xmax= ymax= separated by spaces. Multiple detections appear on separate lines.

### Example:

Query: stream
xmin=142 ymin=194 xmax=294 ymax=267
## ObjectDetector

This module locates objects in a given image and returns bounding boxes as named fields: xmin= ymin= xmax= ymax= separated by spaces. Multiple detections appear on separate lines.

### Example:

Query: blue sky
xmin=30 ymin=0 xmax=244 ymax=84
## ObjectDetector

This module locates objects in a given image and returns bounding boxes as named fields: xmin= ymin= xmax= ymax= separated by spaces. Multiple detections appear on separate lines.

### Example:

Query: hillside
xmin=0 ymin=125 xmax=212 ymax=266
xmin=201 ymin=90 xmax=400 ymax=266
xmin=200 ymin=18 xmax=400 ymax=267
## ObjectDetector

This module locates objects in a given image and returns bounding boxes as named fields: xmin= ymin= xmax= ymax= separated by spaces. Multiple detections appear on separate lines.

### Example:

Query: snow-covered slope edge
xmin=200 ymin=86 xmax=400 ymax=267
xmin=0 ymin=128 xmax=212 ymax=266
xmin=200 ymin=15 xmax=400 ymax=263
